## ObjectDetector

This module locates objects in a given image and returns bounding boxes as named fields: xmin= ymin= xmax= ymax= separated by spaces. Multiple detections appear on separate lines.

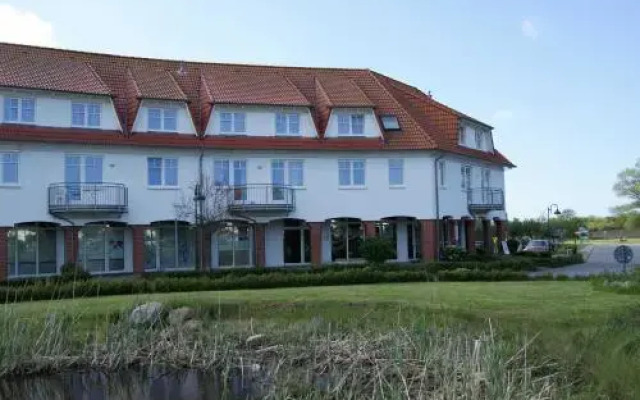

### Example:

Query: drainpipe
xmin=434 ymin=153 xmax=445 ymax=260
xmin=196 ymin=148 xmax=205 ymax=271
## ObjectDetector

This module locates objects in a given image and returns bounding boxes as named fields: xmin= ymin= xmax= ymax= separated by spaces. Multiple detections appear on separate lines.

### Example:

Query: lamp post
xmin=547 ymin=203 xmax=562 ymax=242
xmin=193 ymin=184 xmax=206 ymax=271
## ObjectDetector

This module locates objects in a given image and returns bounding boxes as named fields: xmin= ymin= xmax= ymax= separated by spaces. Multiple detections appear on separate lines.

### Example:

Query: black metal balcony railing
xmin=467 ymin=188 xmax=504 ymax=212
xmin=48 ymin=183 xmax=128 ymax=214
xmin=226 ymin=184 xmax=295 ymax=213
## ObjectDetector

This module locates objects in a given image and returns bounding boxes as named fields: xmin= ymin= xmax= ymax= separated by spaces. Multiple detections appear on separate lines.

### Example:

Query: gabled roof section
xmin=0 ymin=49 xmax=110 ymax=95
xmin=128 ymin=66 xmax=188 ymax=101
xmin=315 ymin=74 xmax=374 ymax=107
xmin=202 ymin=68 xmax=311 ymax=106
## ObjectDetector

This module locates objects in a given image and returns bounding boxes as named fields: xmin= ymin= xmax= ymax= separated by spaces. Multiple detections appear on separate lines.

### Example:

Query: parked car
xmin=523 ymin=239 xmax=550 ymax=253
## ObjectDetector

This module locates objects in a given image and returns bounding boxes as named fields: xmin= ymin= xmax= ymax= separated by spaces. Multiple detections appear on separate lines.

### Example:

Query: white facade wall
xmin=206 ymin=105 xmax=317 ymax=137
xmin=0 ymin=88 xmax=121 ymax=131
xmin=0 ymin=143 xmax=506 ymax=226
xmin=324 ymin=108 xmax=381 ymax=138
xmin=132 ymin=100 xmax=196 ymax=134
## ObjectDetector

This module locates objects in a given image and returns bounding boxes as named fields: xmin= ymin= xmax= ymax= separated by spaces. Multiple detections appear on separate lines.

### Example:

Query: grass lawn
xmin=588 ymin=238 xmax=640 ymax=244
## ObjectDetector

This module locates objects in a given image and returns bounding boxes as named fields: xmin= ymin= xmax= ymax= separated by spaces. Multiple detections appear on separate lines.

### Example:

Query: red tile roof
xmin=0 ymin=42 xmax=513 ymax=167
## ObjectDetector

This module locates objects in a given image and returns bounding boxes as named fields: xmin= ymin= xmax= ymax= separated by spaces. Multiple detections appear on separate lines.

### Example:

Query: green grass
xmin=588 ymin=238 xmax=640 ymax=244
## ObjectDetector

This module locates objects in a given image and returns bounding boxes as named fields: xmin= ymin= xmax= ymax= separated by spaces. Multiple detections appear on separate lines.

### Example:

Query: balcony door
xmin=213 ymin=159 xmax=246 ymax=201
xmin=481 ymin=168 xmax=490 ymax=204
xmin=64 ymin=155 xmax=103 ymax=205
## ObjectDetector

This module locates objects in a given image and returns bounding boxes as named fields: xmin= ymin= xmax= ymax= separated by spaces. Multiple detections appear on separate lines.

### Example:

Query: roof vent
xmin=380 ymin=115 xmax=400 ymax=131
xmin=176 ymin=62 xmax=187 ymax=77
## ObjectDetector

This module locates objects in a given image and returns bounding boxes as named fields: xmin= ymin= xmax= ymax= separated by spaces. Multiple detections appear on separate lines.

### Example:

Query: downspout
xmin=434 ymin=153 xmax=445 ymax=261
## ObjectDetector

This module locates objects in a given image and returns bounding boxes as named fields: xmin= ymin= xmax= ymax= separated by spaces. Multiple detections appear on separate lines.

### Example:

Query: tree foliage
xmin=613 ymin=158 xmax=640 ymax=213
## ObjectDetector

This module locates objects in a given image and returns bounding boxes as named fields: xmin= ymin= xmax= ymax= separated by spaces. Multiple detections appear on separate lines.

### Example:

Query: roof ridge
xmin=125 ymin=68 xmax=142 ymax=98
xmin=367 ymin=70 xmax=436 ymax=148
xmin=281 ymin=74 xmax=311 ymax=105
xmin=84 ymin=62 xmax=111 ymax=95
xmin=348 ymin=77 xmax=374 ymax=106
xmin=165 ymin=71 xmax=188 ymax=100
xmin=0 ymin=42 xmax=371 ymax=72
xmin=314 ymin=77 xmax=334 ymax=106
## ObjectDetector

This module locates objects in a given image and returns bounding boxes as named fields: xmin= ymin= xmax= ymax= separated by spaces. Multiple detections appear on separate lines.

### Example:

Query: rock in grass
xmin=129 ymin=302 xmax=164 ymax=325
xmin=168 ymin=307 xmax=196 ymax=326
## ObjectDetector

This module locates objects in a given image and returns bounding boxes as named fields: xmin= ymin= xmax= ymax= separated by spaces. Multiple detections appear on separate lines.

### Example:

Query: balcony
xmin=226 ymin=184 xmax=295 ymax=214
xmin=48 ymin=183 xmax=128 ymax=214
xmin=467 ymin=188 xmax=504 ymax=214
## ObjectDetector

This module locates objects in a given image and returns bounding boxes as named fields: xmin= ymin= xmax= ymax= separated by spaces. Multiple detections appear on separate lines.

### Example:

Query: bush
xmin=360 ymin=238 xmax=395 ymax=266
xmin=59 ymin=263 xmax=92 ymax=282
xmin=442 ymin=246 xmax=467 ymax=261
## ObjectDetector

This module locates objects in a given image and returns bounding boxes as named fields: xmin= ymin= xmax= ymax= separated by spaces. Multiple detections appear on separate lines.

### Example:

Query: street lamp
xmin=547 ymin=204 xmax=562 ymax=241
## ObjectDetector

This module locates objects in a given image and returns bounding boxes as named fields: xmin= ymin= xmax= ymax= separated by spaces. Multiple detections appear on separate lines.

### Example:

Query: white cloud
xmin=0 ymin=4 xmax=56 ymax=46
xmin=492 ymin=109 xmax=514 ymax=123
xmin=521 ymin=19 xmax=538 ymax=40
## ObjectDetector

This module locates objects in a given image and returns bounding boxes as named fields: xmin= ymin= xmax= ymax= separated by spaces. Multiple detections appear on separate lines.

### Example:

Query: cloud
xmin=521 ymin=19 xmax=538 ymax=40
xmin=0 ymin=4 xmax=56 ymax=46
xmin=492 ymin=109 xmax=514 ymax=123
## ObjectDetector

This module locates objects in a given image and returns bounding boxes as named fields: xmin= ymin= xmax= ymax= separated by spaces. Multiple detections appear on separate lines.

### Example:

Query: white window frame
xmin=7 ymin=226 xmax=58 ymax=278
xmin=461 ymin=165 xmax=472 ymax=190
xmin=219 ymin=112 xmax=246 ymax=134
xmin=388 ymin=159 xmax=404 ymax=187
xmin=438 ymin=160 xmax=446 ymax=188
xmin=475 ymin=129 xmax=484 ymax=150
xmin=0 ymin=152 xmax=19 ymax=186
xmin=147 ymin=107 xmax=178 ymax=132
xmin=71 ymin=102 xmax=102 ymax=128
xmin=3 ymin=97 xmax=35 ymax=123
xmin=271 ymin=159 xmax=305 ymax=188
xmin=147 ymin=157 xmax=179 ymax=188
xmin=213 ymin=159 xmax=247 ymax=186
xmin=78 ymin=225 xmax=126 ymax=274
xmin=338 ymin=159 xmax=366 ymax=188
xmin=275 ymin=112 xmax=301 ymax=136
xmin=337 ymin=113 xmax=366 ymax=136
xmin=144 ymin=223 xmax=195 ymax=271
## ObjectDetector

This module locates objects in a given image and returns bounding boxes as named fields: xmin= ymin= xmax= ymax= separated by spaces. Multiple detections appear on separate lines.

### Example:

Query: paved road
xmin=532 ymin=244 xmax=640 ymax=277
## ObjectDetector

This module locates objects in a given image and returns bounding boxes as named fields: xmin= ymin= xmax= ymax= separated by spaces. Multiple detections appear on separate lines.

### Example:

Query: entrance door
xmin=64 ymin=155 xmax=103 ymax=204
xmin=283 ymin=220 xmax=310 ymax=264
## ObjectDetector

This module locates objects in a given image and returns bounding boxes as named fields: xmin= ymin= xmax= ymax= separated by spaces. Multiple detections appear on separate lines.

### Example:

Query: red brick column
xmin=448 ymin=219 xmax=457 ymax=245
xmin=131 ymin=225 xmax=146 ymax=275
xmin=495 ymin=219 xmax=505 ymax=243
xmin=482 ymin=219 xmax=492 ymax=254
xmin=202 ymin=227 xmax=212 ymax=271
xmin=0 ymin=227 xmax=8 ymax=282
xmin=464 ymin=218 xmax=476 ymax=254
xmin=254 ymin=223 xmax=266 ymax=268
xmin=419 ymin=219 xmax=437 ymax=262
xmin=63 ymin=226 xmax=79 ymax=264
xmin=309 ymin=222 xmax=323 ymax=267
xmin=363 ymin=221 xmax=376 ymax=238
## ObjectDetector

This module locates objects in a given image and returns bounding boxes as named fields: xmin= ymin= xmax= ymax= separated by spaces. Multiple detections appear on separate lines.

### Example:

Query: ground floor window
xmin=407 ymin=220 xmax=421 ymax=260
xmin=144 ymin=223 xmax=195 ymax=271
xmin=283 ymin=219 xmax=311 ymax=264
xmin=7 ymin=226 xmax=57 ymax=277
xmin=330 ymin=218 xmax=363 ymax=261
xmin=375 ymin=221 xmax=397 ymax=259
xmin=217 ymin=221 xmax=252 ymax=267
xmin=78 ymin=225 xmax=125 ymax=273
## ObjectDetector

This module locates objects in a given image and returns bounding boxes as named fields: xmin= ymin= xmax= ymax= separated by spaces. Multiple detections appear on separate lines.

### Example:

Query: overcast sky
xmin=1 ymin=0 xmax=638 ymax=219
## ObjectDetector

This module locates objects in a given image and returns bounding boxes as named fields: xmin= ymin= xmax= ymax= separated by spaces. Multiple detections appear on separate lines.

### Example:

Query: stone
xmin=129 ymin=302 xmax=164 ymax=325
xmin=168 ymin=307 xmax=196 ymax=326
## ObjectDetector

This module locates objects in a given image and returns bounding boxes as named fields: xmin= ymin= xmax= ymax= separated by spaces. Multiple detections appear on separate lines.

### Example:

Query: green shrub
xmin=360 ymin=237 xmax=395 ymax=266
xmin=59 ymin=262 xmax=92 ymax=282
xmin=443 ymin=246 xmax=467 ymax=261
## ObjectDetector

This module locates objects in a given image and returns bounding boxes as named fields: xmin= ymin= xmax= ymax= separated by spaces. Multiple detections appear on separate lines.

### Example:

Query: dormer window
xmin=148 ymin=108 xmax=177 ymax=132
xmin=220 ymin=112 xmax=246 ymax=134
xmin=275 ymin=113 xmax=300 ymax=136
xmin=475 ymin=129 xmax=484 ymax=150
xmin=380 ymin=115 xmax=400 ymax=131
xmin=71 ymin=102 xmax=101 ymax=127
xmin=338 ymin=113 xmax=364 ymax=136
xmin=3 ymin=97 xmax=35 ymax=123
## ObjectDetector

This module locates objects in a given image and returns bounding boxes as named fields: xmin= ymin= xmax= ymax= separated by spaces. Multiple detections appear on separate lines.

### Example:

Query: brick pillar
xmin=363 ymin=221 xmax=376 ymax=238
xmin=482 ymin=219 xmax=492 ymax=254
xmin=419 ymin=219 xmax=437 ymax=262
xmin=131 ymin=225 xmax=146 ymax=275
xmin=254 ymin=223 xmax=266 ymax=268
xmin=63 ymin=226 xmax=79 ymax=264
xmin=309 ymin=222 xmax=323 ymax=267
xmin=464 ymin=218 xmax=476 ymax=254
xmin=495 ymin=219 xmax=505 ymax=254
xmin=0 ymin=227 xmax=8 ymax=282
xmin=202 ymin=227 xmax=212 ymax=271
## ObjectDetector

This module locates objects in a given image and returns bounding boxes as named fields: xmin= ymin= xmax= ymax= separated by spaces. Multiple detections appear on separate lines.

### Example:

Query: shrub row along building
xmin=0 ymin=42 xmax=513 ymax=279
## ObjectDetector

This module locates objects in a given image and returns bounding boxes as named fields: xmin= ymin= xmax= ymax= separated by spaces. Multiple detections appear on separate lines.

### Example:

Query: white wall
xmin=206 ymin=105 xmax=317 ymax=137
xmin=324 ymin=108 xmax=381 ymax=138
xmin=0 ymin=88 xmax=121 ymax=131
xmin=132 ymin=100 xmax=196 ymax=135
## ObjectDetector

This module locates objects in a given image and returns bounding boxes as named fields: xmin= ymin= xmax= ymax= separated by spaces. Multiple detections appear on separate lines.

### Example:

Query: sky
xmin=0 ymin=0 xmax=638 ymax=219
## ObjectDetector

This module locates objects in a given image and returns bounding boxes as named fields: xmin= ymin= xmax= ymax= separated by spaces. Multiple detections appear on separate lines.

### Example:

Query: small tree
xmin=613 ymin=158 xmax=640 ymax=213
xmin=360 ymin=237 xmax=395 ymax=266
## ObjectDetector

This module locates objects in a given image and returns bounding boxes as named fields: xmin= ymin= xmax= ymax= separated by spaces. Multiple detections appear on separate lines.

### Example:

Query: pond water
xmin=0 ymin=367 xmax=264 ymax=400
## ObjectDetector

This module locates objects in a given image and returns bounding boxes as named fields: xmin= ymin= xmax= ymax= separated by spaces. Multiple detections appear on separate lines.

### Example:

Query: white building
xmin=0 ymin=43 xmax=513 ymax=280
